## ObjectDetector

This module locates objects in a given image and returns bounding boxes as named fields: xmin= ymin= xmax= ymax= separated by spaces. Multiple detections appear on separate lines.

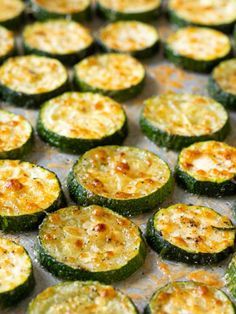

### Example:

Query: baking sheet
xmin=1 ymin=11 xmax=236 ymax=314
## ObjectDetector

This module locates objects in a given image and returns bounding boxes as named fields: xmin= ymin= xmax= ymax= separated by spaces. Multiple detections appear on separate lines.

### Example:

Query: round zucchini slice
xmin=30 ymin=0 xmax=91 ymax=21
xmin=23 ymin=20 xmax=94 ymax=65
xmin=168 ymin=0 xmax=236 ymax=33
xmin=0 ymin=55 xmax=68 ymax=107
xmin=68 ymin=146 xmax=174 ymax=216
xmin=145 ymin=281 xmax=235 ymax=314
xmin=176 ymin=141 xmax=236 ymax=196
xmin=27 ymin=281 xmax=138 ymax=314
xmin=226 ymin=254 xmax=236 ymax=299
xmin=0 ymin=238 xmax=34 ymax=308
xmin=74 ymin=53 xmax=145 ymax=102
xmin=96 ymin=0 xmax=161 ymax=22
xmin=140 ymin=93 xmax=230 ymax=151
xmin=96 ymin=21 xmax=159 ymax=58
xmin=37 ymin=205 xmax=147 ymax=283
xmin=208 ymin=59 xmax=236 ymax=110
xmin=0 ymin=160 xmax=65 ymax=232
xmin=164 ymin=26 xmax=232 ymax=73
xmin=37 ymin=92 xmax=128 ymax=153
xmin=0 ymin=110 xmax=33 ymax=159
xmin=0 ymin=0 xmax=25 ymax=29
xmin=0 ymin=26 xmax=15 ymax=64
xmin=146 ymin=203 xmax=235 ymax=265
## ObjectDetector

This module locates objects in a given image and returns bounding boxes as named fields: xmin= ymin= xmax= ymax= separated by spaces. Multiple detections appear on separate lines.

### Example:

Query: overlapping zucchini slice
xmin=68 ymin=146 xmax=174 ymax=216
xmin=30 ymin=0 xmax=91 ymax=21
xmin=208 ymin=59 xmax=236 ymax=110
xmin=97 ymin=21 xmax=159 ymax=58
xmin=176 ymin=141 xmax=236 ymax=196
xmin=0 ymin=160 xmax=65 ymax=231
xmin=0 ymin=26 xmax=15 ymax=64
xmin=96 ymin=0 xmax=161 ymax=21
xmin=164 ymin=27 xmax=231 ymax=72
xmin=0 ymin=110 xmax=33 ymax=159
xmin=0 ymin=0 xmax=25 ymax=29
xmin=140 ymin=94 xmax=230 ymax=150
xmin=23 ymin=20 xmax=94 ymax=65
xmin=0 ymin=55 xmax=68 ymax=107
xmin=27 ymin=281 xmax=138 ymax=314
xmin=168 ymin=0 xmax=236 ymax=33
xmin=37 ymin=205 xmax=147 ymax=283
xmin=145 ymin=281 xmax=235 ymax=314
xmin=226 ymin=254 xmax=236 ymax=299
xmin=74 ymin=53 xmax=145 ymax=101
xmin=0 ymin=238 xmax=34 ymax=308
xmin=146 ymin=204 xmax=235 ymax=265
xmin=37 ymin=92 xmax=128 ymax=153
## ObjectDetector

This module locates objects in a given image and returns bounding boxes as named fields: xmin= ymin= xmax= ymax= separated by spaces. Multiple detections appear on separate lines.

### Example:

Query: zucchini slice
xmin=0 ymin=26 xmax=15 ymax=64
xmin=74 ymin=53 xmax=145 ymax=102
xmin=145 ymin=281 xmax=235 ymax=314
xmin=23 ymin=20 xmax=94 ymax=65
xmin=176 ymin=141 xmax=236 ymax=196
xmin=226 ymin=254 xmax=236 ymax=299
xmin=96 ymin=0 xmax=161 ymax=22
xmin=164 ymin=26 xmax=232 ymax=73
xmin=27 ymin=281 xmax=138 ymax=314
xmin=0 ymin=0 xmax=25 ymax=29
xmin=0 ymin=160 xmax=65 ymax=232
xmin=97 ymin=21 xmax=159 ymax=58
xmin=37 ymin=92 xmax=128 ymax=153
xmin=140 ymin=93 xmax=230 ymax=151
xmin=37 ymin=205 xmax=147 ymax=283
xmin=0 ymin=55 xmax=68 ymax=107
xmin=208 ymin=59 xmax=236 ymax=110
xmin=68 ymin=146 xmax=174 ymax=216
xmin=168 ymin=0 xmax=236 ymax=33
xmin=30 ymin=0 xmax=91 ymax=21
xmin=0 ymin=110 xmax=33 ymax=159
xmin=0 ymin=238 xmax=34 ymax=308
xmin=146 ymin=203 xmax=235 ymax=265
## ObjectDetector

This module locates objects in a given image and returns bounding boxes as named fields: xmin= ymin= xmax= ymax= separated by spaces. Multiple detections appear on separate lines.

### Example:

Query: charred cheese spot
xmin=0 ymin=160 xmax=61 ymax=216
xmin=154 ymin=204 xmax=235 ymax=253
xmin=213 ymin=59 xmax=236 ymax=95
xmin=0 ymin=26 xmax=14 ymax=57
xmin=98 ymin=21 xmax=159 ymax=52
xmin=166 ymin=27 xmax=231 ymax=61
xmin=75 ymin=53 xmax=145 ymax=91
xmin=39 ymin=205 xmax=141 ymax=272
xmin=0 ymin=0 xmax=24 ymax=22
xmin=41 ymin=92 xmax=126 ymax=139
xmin=33 ymin=0 xmax=90 ymax=14
xmin=98 ymin=0 xmax=160 ymax=13
xmin=179 ymin=141 xmax=236 ymax=182
xmin=143 ymin=94 xmax=228 ymax=136
xmin=0 ymin=55 xmax=67 ymax=95
xmin=0 ymin=238 xmax=31 ymax=293
xmin=74 ymin=146 xmax=171 ymax=199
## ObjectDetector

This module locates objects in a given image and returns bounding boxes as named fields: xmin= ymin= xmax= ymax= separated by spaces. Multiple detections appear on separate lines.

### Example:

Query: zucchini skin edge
xmin=226 ymin=255 xmax=236 ymax=299
xmin=0 ymin=12 xmax=25 ymax=30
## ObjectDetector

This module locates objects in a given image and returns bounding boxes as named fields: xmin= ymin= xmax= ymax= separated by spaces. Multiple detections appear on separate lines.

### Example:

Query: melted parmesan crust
xmin=167 ymin=27 xmax=231 ymax=61
xmin=0 ymin=0 xmax=24 ymax=22
xmin=0 ymin=110 xmax=32 ymax=152
xmin=40 ymin=205 xmax=141 ymax=272
xmin=154 ymin=204 xmax=235 ymax=253
xmin=0 ymin=55 xmax=67 ymax=95
xmin=213 ymin=59 xmax=236 ymax=95
xmin=75 ymin=146 xmax=171 ymax=200
xmin=143 ymin=94 xmax=228 ymax=136
xmin=34 ymin=0 xmax=90 ymax=14
xmin=0 ymin=26 xmax=14 ymax=58
xmin=179 ymin=141 xmax=236 ymax=182
xmin=23 ymin=20 xmax=93 ymax=55
xmin=98 ymin=0 xmax=160 ymax=13
xmin=150 ymin=282 xmax=234 ymax=314
xmin=75 ymin=53 xmax=145 ymax=91
xmin=28 ymin=281 xmax=136 ymax=314
xmin=169 ymin=0 xmax=236 ymax=26
xmin=0 ymin=160 xmax=61 ymax=216
xmin=41 ymin=92 xmax=125 ymax=139
xmin=0 ymin=238 xmax=31 ymax=293
xmin=99 ymin=21 xmax=158 ymax=52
